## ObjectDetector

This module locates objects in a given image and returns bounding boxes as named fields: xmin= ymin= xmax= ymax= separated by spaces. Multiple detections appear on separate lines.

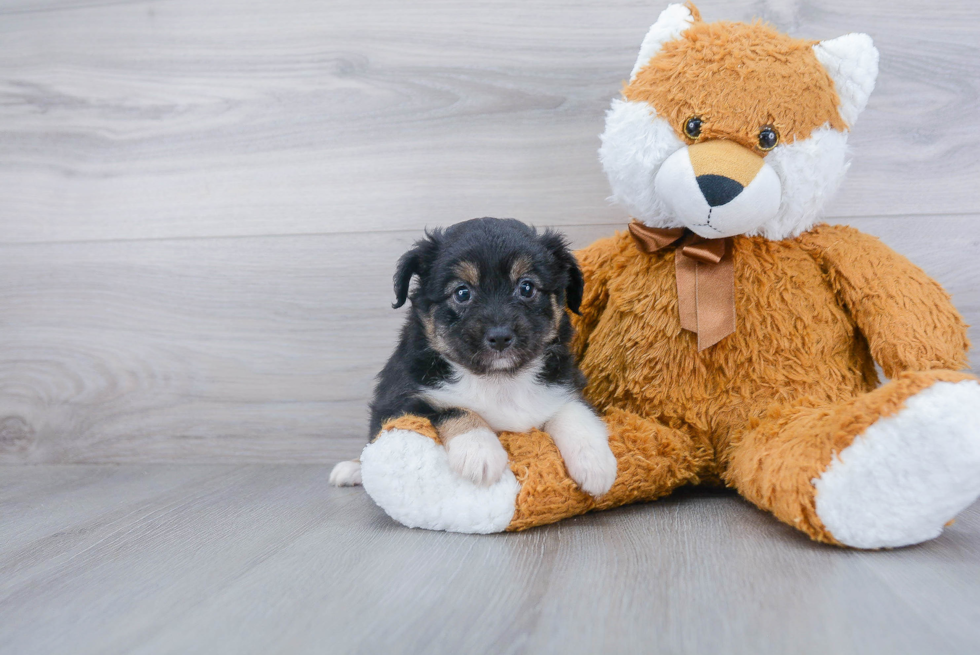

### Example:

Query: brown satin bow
xmin=628 ymin=220 xmax=736 ymax=351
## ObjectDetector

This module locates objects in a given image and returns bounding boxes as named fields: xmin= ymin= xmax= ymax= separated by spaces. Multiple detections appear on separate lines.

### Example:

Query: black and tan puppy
xmin=329 ymin=217 xmax=617 ymax=495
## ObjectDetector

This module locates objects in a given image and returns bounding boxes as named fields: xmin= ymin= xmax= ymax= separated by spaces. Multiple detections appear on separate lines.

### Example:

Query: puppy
xmin=329 ymin=217 xmax=617 ymax=496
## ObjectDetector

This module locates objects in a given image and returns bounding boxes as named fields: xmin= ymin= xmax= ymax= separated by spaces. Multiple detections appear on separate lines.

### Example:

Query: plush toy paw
xmin=445 ymin=427 xmax=510 ymax=487
xmin=545 ymin=400 xmax=618 ymax=497
xmin=360 ymin=426 xmax=519 ymax=533
xmin=814 ymin=380 xmax=980 ymax=548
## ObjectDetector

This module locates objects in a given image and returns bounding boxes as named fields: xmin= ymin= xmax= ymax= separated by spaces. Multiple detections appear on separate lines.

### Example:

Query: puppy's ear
xmin=392 ymin=229 xmax=441 ymax=309
xmin=541 ymin=230 xmax=584 ymax=315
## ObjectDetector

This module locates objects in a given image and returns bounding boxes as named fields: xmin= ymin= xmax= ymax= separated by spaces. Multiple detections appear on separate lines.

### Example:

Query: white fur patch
xmin=599 ymin=99 xmax=686 ymax=230
xmin=813 ymin=33 xmax=879 ymax=128
xmin=600 ymin=98 xmax=851 ymax=240
xmin=762 ymin=125 xmax=850 ymax=240
xmin=329 ymin=459 xmax=362 ymax=487
xmin=630 ymin=3 xmax=695 ymax=82
xmin=544 ymin=400 xmax=617 ymax=497
xmin=422 ymin=359 xmax=574 ymax=433
xmin=360 ymin=428 xmax=519 ymax=533
xmin=654 ymin=146 xmax=782 ymax=238
xmin=814 ymin=381 xmax=980 ymax=549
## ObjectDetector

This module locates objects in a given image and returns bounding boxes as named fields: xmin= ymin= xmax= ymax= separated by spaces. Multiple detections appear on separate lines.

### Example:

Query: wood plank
xmin=0 ymin=465 xmax=978 ymax=654
xmin=0 ymin=0 xmax=978 ymax=244
xmin=0 ymin=217 xmax=976 ymax=464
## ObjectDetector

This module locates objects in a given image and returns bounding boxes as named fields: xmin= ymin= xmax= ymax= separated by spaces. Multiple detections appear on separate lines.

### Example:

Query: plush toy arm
xmin=570 ymin=235 xmax=621 ymax=359
xmin=799 ymin=224 xmax=970 ymax=377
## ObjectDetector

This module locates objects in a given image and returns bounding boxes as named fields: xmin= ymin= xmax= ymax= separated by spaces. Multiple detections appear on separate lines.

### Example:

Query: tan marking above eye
xmin=452 ymin=261 xmax=480 ymax=287
xmin=509 ymin=255 xmax=534 ymax=283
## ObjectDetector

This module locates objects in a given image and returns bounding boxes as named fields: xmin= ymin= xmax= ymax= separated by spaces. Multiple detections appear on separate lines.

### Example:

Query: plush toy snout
xmin=654 ymin=139 xmax=782 ymax=238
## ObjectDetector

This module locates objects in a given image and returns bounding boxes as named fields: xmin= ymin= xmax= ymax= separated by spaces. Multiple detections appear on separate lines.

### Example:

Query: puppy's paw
xmin=329 ymin=460 xmax=362 ymax=487
xmin=546 ymin=400 xmax=618 ymax=497
xmin=563 ymin=440 xmax=618 ymax=497
xmin=445 ymin=428 xmax=510 ymax=487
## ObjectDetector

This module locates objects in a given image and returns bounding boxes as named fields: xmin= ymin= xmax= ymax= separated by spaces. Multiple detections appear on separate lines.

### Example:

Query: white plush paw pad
xmin=360 ymin=429 xmax=519 ymax=534
xmin=814 ymin=381 xmax=980 ymax=549
xmin=445 ymin=427 xmax=510 ymax=487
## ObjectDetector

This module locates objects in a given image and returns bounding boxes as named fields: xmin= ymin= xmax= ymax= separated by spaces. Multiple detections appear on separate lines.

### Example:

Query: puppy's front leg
xmin=544 ymin=400 xmax=617 ymax=497
xmin=437 ymin=409 xmax=509 ymax=486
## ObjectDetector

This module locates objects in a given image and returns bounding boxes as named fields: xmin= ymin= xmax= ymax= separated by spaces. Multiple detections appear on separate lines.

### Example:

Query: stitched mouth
xmin=688 ymin=207 xmax=725 ymax=235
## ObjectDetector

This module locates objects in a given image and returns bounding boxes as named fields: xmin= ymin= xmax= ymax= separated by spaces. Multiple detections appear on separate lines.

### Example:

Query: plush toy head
xmin=599 ymin=2 xmax=879 ymax=240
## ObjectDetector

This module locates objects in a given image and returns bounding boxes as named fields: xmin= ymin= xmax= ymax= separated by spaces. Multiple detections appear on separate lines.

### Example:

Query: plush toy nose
xmin=696 ymin=174 xmax=744 ymax=207
xmin=688 ymin=140 xmax=765 ymax=207
xmin=485 ymin=327 xmax=515 ymax=351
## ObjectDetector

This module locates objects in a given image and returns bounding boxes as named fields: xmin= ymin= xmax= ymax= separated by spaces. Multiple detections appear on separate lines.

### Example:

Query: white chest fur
xmin=421 ymin=360 xmax=573 ymax=433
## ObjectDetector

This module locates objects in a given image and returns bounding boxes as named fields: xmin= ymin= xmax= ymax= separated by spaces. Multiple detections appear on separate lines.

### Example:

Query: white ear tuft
xmin=629 ymin=4 xmax=696 ymax=82
xmin=813 ymin=33 xmax=879 ymax=128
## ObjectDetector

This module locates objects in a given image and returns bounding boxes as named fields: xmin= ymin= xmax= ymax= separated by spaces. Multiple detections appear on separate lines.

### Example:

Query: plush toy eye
xmin=684 ymin=116 xmax=703 ymax=139
xmin=518 ymin=280 xmax=536 ymax=298
xmin=453 ymin=285 xmax=471 ymax=303
xmin=758 ymin=126 xmax=779 ymax=151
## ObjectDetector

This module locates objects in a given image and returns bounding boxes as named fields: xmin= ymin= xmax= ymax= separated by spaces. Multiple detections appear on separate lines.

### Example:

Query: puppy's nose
xmin=485 ymin=327 xmax=515 ymax=352
xmin=696 ymin=174 xmax=743 ymax=207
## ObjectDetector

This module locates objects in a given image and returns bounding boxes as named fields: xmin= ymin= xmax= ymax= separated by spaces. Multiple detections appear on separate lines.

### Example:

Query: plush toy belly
xmin=579 ymin=233 xmax=877 ymax=457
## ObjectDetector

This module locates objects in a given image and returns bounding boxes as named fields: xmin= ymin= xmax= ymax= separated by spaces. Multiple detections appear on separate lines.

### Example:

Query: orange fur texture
xmin=380 ymin=223 xmax=971 ymax=543
xmin=626 ymin=17 xmax=847 ymax=150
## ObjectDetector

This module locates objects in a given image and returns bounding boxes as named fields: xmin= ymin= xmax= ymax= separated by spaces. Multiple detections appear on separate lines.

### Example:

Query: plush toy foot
xmin=728 ymin=371 xmax=980 ymax=548
xmin=813 ymin=379 xmax=980 ymax=548
xmin=360 ymin=425 xmax=519 ymax=533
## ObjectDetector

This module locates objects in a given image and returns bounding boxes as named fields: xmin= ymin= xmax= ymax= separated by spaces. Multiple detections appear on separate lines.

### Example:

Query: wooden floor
xmin=1 ymin=465 xmax=978 ymax=655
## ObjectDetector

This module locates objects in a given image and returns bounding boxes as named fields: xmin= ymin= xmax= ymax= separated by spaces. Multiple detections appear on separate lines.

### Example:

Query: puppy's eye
xmin=518 ymin=280 xmax=536 ymax=299
xmin=758 ymin=126 xmax=779 ymax=151
xmin=452 ymin=285 xmax=471 ymax=303
xmin=684 ymin=116 xmax=702 ymax=139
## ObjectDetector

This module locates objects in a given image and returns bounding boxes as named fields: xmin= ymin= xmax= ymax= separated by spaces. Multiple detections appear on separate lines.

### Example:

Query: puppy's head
xmin=393 ymin=217 xmax=583 ymax=375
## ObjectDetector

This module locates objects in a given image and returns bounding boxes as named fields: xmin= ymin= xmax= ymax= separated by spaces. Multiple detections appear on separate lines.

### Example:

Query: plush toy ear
xmin=813 ymin=33 xmax=879 ymax=128
xmin=392 ymin=230 xmax=441 ymax=309
xmin=540 ymin=230 xmax=584 ymax=315
xmin=629 ymin=2 xmax=699 ymax=82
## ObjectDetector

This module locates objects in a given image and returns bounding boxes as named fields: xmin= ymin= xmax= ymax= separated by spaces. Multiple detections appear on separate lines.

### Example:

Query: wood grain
xmin=0 ymin=0 xmax=978 ymax=463
xmin=0 ymin=465 xmax=978 ymax=654
xmin=0 ymin=0 xmax=978 ymax=243
xmin=0 ymin=217 xmax=976 ymax=464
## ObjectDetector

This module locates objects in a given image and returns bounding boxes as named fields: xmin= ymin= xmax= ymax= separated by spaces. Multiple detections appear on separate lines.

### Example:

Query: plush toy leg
xmin=360 ymin=409 xmax=712 ymax=533
xmin=725 ymin=370 xmax=980 ymax=548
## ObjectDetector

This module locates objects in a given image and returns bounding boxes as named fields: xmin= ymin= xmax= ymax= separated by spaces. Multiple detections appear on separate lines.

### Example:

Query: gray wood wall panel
xmin=0 ymin=0 xmax=977 ymax=243
xmin=0 ymin=218 xmax=976 ymax=464
xmin=0 ymin=0 xmax=978 ymax=463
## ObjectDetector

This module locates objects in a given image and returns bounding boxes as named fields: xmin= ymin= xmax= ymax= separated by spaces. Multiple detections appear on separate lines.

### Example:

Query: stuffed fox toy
xmin=359 ymin=3 xmax=980 ymax=548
